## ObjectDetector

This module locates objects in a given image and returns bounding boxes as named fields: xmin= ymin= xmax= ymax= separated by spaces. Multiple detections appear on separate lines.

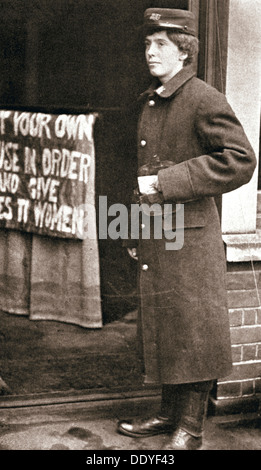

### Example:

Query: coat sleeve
xmin=157 ymin=87 xmax=257 ymax=203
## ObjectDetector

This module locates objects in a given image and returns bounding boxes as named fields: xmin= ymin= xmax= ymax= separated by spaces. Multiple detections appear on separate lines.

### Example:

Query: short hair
xmin=167 ymin=31 xmax=199 ymax=66
xmin=144 ymin=28 xmax=199 ymax=67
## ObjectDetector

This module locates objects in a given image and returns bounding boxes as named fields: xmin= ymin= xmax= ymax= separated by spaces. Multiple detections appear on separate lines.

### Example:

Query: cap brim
xmin=136 ymin=23 xmax=195 ymax=36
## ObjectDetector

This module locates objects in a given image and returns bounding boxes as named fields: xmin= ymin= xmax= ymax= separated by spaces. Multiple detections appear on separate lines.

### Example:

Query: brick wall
xmin=215 ymin=263 xmax=261 ymax=412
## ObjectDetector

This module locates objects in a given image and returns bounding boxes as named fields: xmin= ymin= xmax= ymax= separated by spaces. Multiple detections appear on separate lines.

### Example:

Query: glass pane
xmin=35 ymin=0 xmax=190 ymax=108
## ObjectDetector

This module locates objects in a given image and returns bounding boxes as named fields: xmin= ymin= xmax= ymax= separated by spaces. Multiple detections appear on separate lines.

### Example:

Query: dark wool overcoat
xmin=132 ymin=66 xmax=256 ymax=385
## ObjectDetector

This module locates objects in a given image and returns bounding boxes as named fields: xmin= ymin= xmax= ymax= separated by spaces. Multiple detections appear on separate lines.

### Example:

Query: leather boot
xmin=164 ymin=427 xmax=203 ymax=450
xmin=163 ymin=381 xmax=213 ymax=450
xmin=116 ymin=385 xmax=177 ymax=438
xmin=117 ymin=415 xmax=174 ymax=437
xmin=160 ymin=384 xmax=182 ymax=425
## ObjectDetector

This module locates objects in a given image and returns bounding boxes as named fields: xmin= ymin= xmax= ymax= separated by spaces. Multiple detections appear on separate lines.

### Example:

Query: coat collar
xmin=140 ymin=66 xmax=196 ymax=100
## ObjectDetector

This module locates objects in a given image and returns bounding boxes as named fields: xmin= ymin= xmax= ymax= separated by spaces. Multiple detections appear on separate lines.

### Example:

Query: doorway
xmin=0 ymin=0 xmax=230 ymax=398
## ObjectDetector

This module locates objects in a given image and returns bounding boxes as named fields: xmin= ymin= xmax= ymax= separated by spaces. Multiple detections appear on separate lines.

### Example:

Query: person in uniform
xmin=117 ymin=8 xmax=256 ymax=450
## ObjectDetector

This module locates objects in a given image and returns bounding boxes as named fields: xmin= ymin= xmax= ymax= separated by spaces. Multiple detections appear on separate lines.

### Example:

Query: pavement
xmin=1 ymin=309 xmax=261 ymax=456
xmin=0 ymin=389 xmax=261 ymax=453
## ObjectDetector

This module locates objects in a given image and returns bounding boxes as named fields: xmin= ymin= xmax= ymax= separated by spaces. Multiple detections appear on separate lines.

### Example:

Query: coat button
xmin=140 ymin=139 xmax=147 ymax=147
xmin=142 ymin=264 xmax=149 ymax=271
xmin=148 ymin=100 xmax=155 ymax=107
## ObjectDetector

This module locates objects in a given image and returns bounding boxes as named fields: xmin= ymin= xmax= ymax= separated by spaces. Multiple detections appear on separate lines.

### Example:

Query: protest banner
xmin=0 ymin=109 xmax=97 ymax=239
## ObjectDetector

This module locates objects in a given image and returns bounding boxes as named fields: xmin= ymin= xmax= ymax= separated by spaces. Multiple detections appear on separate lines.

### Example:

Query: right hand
xmin=127 ymin=247 xmax=138 ymax=260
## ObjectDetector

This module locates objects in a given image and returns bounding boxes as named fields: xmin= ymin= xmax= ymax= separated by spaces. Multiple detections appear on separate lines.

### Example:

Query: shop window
xmin=0 ymin=0 xmax=192 ymax=109
xmin=0 ymin=21 xmax=26 ymax=105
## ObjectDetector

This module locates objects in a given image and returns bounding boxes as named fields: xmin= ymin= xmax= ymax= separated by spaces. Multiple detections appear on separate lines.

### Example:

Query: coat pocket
xmin=163 ymin=205 xmax=206 ymax=232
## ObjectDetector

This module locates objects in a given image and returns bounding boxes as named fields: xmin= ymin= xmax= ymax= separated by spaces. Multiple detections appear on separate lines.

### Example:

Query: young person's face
xmin=145 ymin=30 xmax=187 ymax=84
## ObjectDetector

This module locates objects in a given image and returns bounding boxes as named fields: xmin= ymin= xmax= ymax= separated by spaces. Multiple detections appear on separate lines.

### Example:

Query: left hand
xmin=127 ymin=247 xmax=138 ymax=260
xmin=140 ymin=192 xmax=164 ymax=206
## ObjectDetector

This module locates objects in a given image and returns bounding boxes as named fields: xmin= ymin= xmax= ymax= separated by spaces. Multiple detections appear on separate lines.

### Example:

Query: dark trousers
xmin=160 ymin=381 xmax=213 ymax=437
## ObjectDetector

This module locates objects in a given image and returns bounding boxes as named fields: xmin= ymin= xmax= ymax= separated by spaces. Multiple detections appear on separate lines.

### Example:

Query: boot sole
xmin=117 ymin=427 xmax=173 ymax=438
